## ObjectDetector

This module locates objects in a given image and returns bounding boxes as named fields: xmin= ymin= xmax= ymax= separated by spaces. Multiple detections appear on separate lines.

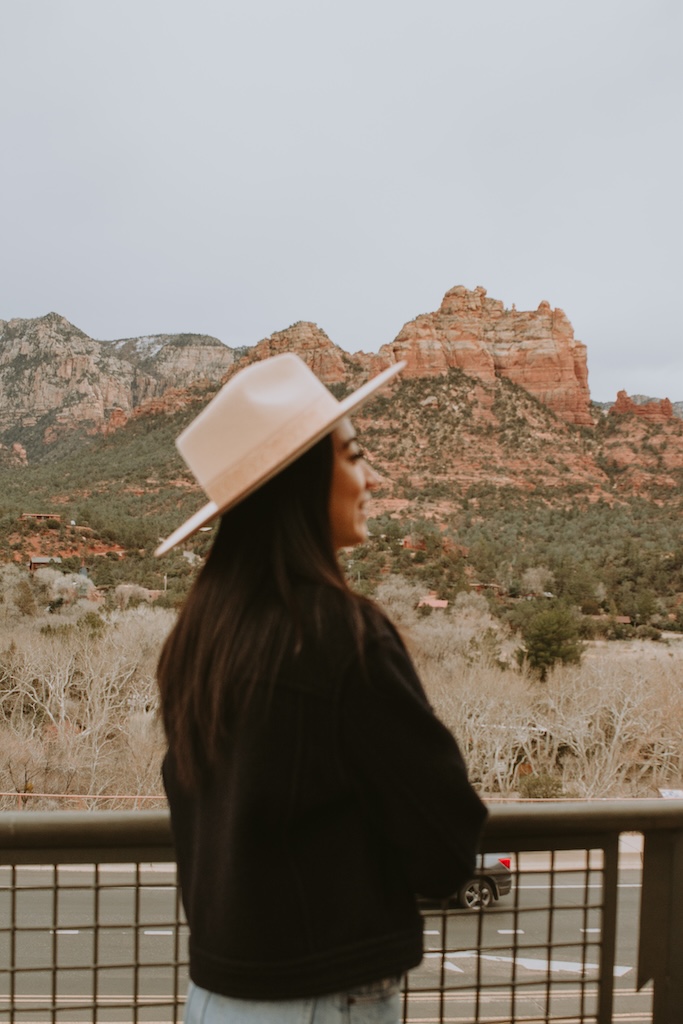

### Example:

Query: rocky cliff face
xmin=111 ymin=332 xmax=236 ymax=386
xmin=0 ymin=313 xmax=143 ymax=435
xmin=610 ymin=390 xmax=674 ymax=423
xmin=374 ymin=286 xmax=592 ymax=426
xmin=227 ymin=321 xmax=354 ymax=385
xmin=2 ymin=289 xmax=677 ymax=460
xmin=0 ymin=313 xmax=234 ymax=444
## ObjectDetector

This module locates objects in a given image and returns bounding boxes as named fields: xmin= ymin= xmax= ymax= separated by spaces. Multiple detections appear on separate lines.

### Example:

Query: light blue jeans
xmin=184 ymin=978 xmax=402 ymax=1023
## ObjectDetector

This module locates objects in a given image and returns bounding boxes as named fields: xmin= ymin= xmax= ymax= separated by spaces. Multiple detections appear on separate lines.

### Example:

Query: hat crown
xmin=177 ymin=353 xmax=336 ymax=491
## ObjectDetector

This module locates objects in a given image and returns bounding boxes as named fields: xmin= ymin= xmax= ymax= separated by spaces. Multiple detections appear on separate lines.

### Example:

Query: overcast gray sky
xmin=2 ymin=0 xmax=681 ymax=402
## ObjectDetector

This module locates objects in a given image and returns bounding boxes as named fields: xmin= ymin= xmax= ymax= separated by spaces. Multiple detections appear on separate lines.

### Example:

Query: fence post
xmin=638 ymin=828 xmax=683 ymax=1021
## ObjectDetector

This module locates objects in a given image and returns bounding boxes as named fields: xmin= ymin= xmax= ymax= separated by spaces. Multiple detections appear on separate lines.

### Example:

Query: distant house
xmin=418 ymin=593 xmax=448 ymax=610
xmin=28 ymin=556 xmax=62 ymax=572
xmin=21 ymin=513 xmax=62 ymax=523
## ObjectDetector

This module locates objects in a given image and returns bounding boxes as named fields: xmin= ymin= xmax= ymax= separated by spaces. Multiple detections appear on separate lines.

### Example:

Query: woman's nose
xmin=365 ymin=464 xmax=381 ymax=490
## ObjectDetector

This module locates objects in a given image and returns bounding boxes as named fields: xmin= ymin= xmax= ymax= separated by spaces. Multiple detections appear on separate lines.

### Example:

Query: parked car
xmin=456 ymin=854 xmax=512 ymax=910
xmin=418 ymin=855 xmax=513 ymax=912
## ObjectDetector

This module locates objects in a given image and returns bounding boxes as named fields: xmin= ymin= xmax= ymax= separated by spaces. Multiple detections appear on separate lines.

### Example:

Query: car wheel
xmin=458 ymin=878 xmax=494 ymax=910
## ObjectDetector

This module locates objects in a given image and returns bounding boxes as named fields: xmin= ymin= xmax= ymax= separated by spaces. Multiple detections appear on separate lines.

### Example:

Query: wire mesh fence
xmin=0 ymin=862 xmax=185 ymax=1023
xmin=405 ymin=847 xmax=631 ymax=1024
xmin=1 ymin=802 xmax=682 ymax=1023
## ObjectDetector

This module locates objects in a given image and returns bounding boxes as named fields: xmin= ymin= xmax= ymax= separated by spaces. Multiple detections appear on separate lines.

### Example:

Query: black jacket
xmin=163 ymin=598 xmax=487 ymax=1000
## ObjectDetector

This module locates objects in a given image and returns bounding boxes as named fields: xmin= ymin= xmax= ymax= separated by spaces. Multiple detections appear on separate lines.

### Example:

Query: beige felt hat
xmin=155 ymin=352 xmax=405 ymax=556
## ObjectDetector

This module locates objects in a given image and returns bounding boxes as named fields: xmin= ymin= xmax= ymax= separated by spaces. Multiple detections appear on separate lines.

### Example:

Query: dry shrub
xmin=376 ymin=578 xmax=509 ymax=667
xmin=2 ymin=566 xmax=682 ymax=803
xmin=0 ymin=605 xmax=173 ymax=808
xmin=539 ymin=658 xmax=683 ymax=797
xmin=113 ymin=584 xmax=153 ymax=609
xmin=34 ymin=566 xmax=99 ymax=606
xmin=421 ymin=642 xmax=683 ymax=798
xmin=376 ymin=575 xmax=683 ymax=798
xmin=424 ymin=656 xmax=537 ymax=794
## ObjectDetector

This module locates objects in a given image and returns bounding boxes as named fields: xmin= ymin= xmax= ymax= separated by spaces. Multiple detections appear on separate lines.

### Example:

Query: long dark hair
xmin=157 ymin=432 xmax=371 ymax=789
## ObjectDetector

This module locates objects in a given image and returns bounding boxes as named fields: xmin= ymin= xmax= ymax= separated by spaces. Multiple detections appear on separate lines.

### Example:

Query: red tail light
xmin=498 ymin=857 xmax=511 ymax=869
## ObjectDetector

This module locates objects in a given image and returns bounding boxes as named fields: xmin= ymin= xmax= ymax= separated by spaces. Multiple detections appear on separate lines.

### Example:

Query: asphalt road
xmin=413 ymin=866 xmax=652 ymax=1023
xmin=0 ymin=865 xmax=186 ymax=1022
xmin=0 ymin=864 xmax=653 ymax=1023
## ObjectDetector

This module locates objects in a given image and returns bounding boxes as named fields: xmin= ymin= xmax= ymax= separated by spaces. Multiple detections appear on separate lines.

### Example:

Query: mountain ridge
xmin=0 ymin=311 xmax=235 ymax=446
xmin=1 ymin=289 xmax=680 ymax=479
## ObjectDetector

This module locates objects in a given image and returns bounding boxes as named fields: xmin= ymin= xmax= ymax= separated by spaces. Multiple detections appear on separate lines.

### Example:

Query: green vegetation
xmin=3 ymin=330 xmax=682 ymax=801
xmin=0 ymin=388 xmax=216 ymax=596
xmin=1 ymin=368 xmax=681 ymax=643
xmin=514 ymin=604 xmax=584 ymax=681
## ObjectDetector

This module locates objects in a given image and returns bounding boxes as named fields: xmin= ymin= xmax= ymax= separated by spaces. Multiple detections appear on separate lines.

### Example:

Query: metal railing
xmin=1 ymin=800 xmax=682 ymax=1023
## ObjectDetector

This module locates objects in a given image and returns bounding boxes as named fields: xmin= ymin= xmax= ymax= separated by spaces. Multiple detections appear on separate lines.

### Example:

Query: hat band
xmin=204 ymin=392 xmax=339 ymax=510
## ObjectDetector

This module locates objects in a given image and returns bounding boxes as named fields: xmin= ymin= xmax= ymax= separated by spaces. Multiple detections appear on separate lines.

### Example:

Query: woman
xmin=156 ymin=353 xmax=486 ymax=1023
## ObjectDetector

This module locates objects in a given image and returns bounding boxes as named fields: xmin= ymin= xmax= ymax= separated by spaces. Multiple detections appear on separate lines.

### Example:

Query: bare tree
xmin=0 ymin=601 xmax=173 ymax=808
xmin=1 ymin=566 xmax=682 ymax=805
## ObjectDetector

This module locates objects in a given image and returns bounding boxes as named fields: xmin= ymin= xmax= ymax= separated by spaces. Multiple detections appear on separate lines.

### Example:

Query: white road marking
xmin=427 ymin=950 xmax=631 ymax=977
xmin=497 ymin=929 xmax=524 ymax=934
xmin=51 ymin=929 xmax=79 ymax=935
xmin=519 ymin=882 xmax=641 ymax=890
xmin=581 ymin=928 xmax=601 ymax=933
xmin=143 ymin=929 xmax=173 ymax=935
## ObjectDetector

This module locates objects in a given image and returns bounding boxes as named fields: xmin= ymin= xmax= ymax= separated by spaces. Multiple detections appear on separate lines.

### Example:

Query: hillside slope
xmin=3 ymin=287 xmax=679 ymax=468
xmin=0 ymin=312 xmax=235 ymax=454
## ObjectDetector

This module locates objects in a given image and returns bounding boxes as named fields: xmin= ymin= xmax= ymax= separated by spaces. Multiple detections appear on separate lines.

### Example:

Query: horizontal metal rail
xmin=0 ymin=800 xmax=681 ymax=1023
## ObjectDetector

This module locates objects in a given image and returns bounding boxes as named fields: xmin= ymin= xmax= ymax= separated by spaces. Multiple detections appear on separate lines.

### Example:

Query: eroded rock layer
xmin=375 ymin=286 xmax=592 ymax=426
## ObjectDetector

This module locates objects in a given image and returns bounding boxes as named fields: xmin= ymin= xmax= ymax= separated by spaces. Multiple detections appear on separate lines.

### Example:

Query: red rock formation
xmin=105 ymin=408 xmax=129 ymax=432
xmin=610 ymin=391 xmax=674 ymax=422
xmin=374 ymin=286 xmax=592 ymax=426
xmin=10 ymin=290 xmax=673 ymax=449
xmin=232 ymin=322 xmax=350 ymax=384
xmin=12 ymin=442 xmax=27 ymax=464
xmin=0 ymin=442 xmax=28 ymax=466
xmin=133 ymin=386 xmax=204 ymax=419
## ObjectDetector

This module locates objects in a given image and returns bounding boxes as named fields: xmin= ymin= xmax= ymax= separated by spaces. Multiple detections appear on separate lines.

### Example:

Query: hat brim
xmin=154 ymin=360 xmax=405 ymax=556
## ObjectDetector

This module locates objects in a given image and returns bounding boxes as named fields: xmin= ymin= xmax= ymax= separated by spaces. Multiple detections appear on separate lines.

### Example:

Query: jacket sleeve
xmin=338 ymin=620 xmax=487 ymax=898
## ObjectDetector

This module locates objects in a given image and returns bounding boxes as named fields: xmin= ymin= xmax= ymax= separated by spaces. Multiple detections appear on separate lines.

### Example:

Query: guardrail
xmin=0 ymin=800 xmax=682 ymax=1023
